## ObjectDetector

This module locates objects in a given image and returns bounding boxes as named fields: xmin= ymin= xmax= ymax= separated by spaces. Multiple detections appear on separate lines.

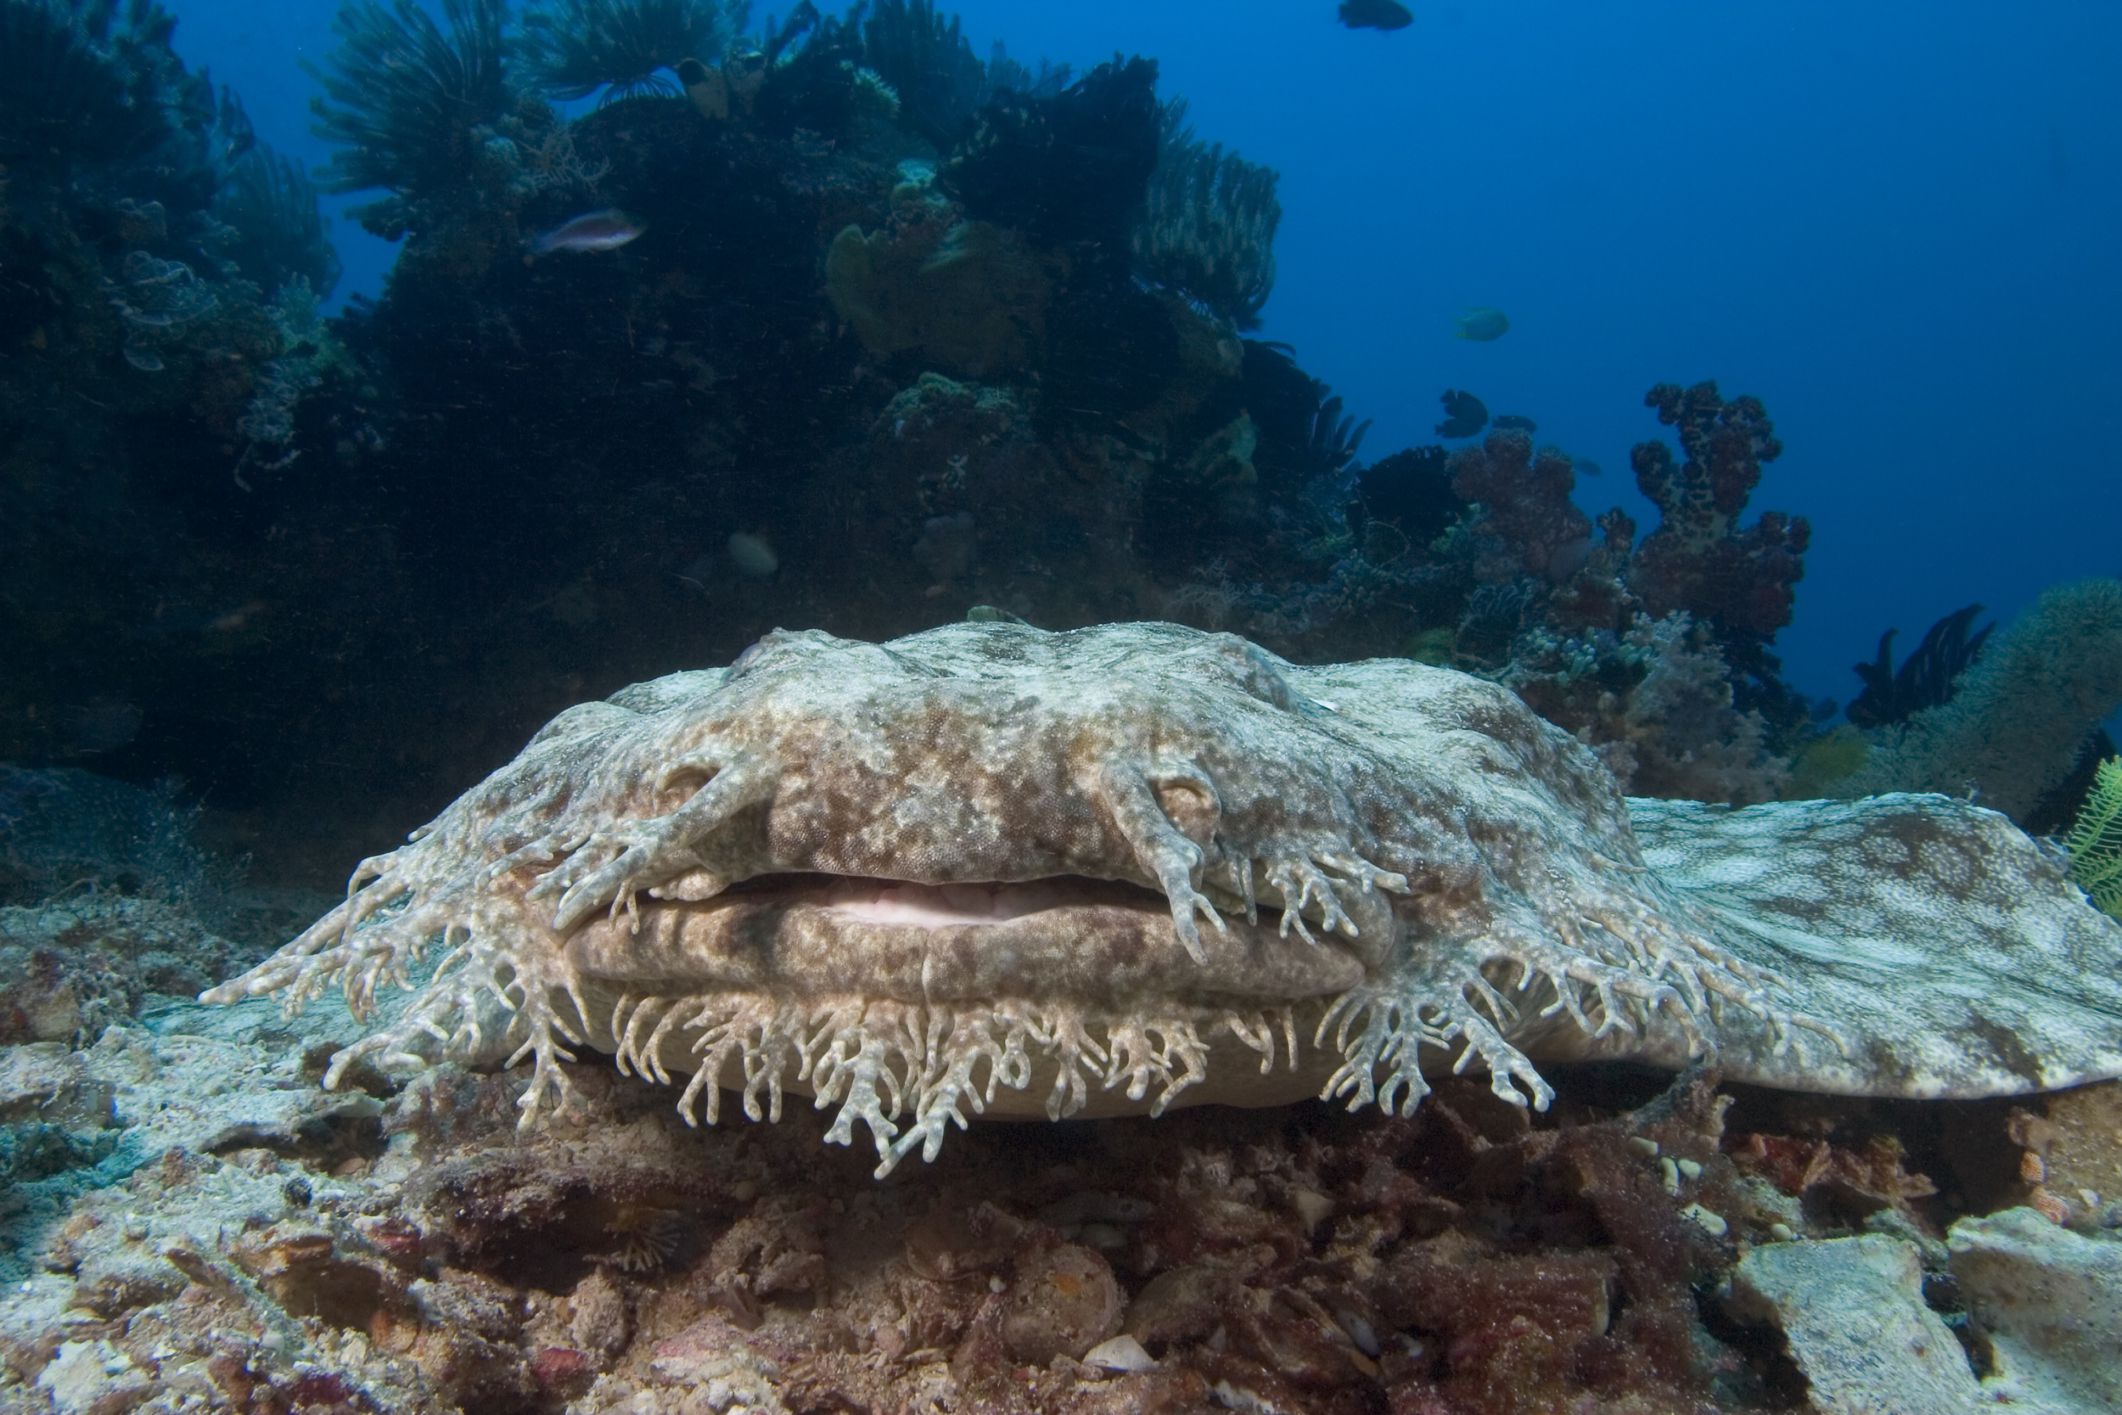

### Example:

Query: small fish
xmin=529 ymin=209 xmax=644 ymax=256
xmin=1340 ymin=0 xmax=1413 ymax=30
xmin=1454 ymin=307 xmax=1509 ymax=341
xmin=1435 ymin=388 xmax=1487 ymax=438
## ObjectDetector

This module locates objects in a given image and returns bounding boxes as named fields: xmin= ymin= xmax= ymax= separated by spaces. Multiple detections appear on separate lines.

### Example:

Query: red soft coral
xmin=1627 ymin=382 xmax=1809 ymax=640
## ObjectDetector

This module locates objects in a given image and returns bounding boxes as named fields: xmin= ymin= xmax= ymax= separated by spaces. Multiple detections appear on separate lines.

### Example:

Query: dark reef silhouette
xmin=0 ymin=0 xmax=1855 ymax=865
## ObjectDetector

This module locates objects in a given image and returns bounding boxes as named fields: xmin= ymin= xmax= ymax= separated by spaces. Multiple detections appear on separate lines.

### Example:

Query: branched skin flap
xmin=205 ymin=622 xmax=2122 ymax=1177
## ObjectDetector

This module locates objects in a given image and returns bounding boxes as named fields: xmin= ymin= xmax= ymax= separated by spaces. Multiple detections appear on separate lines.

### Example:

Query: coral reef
xmin=519 ymin=0 xmax=746 ymax=102
xmin=1 ymin=1 xmax=1827 ymax=928
xmin=8 ymin=5 xmax=2118 ymax=1403
xmin=941 ymin=55 xmax=1162 ymax=245
xmin=0 ymin=0 xmax=1392 ymax=870
xmin=0 ymin=0 xmax=208 ymax=198
xmin=1508 ymin=614 xmax=1791 ymax=805
xmin=1846 ymin=602 xmax=1992 ymax=728
xmin=305 ymin=0 xmax=513 ymax=208
xmin=1838 ymin=579 xmax=2122 ymax=822
xmin=0 ymin=0 xmax=351 ymax=784
xmin=1339 ymin=382 xmax=1819 ymax=804
xmin=1129 ymin=99 xmax=1282 ymax=329
xmin=1628 ymin=380 xmax=1811 ymax=655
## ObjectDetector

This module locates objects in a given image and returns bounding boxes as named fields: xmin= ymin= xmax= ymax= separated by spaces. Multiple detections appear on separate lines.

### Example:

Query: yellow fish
xmin=1454 ymin=307 xmax=1510 ymax=341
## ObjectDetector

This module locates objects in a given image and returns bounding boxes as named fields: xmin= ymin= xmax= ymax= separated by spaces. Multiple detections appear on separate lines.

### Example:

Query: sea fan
xmin=519 ymin=0 xmax=747 ymax=103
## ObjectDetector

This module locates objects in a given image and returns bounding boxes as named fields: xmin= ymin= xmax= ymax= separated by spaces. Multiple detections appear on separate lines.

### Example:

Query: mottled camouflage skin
xmin=207 ymin=622 xmax=2122 ymax=1176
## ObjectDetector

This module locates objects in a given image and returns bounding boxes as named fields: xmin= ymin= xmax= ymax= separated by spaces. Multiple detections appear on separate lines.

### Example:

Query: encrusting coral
xmin=207 ymin=621 xmax=2122 ymax=1179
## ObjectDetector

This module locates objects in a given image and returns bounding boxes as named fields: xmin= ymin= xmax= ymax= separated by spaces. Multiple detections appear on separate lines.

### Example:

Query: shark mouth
xmin=561 ymin=870 xmax=1372 ymax=1011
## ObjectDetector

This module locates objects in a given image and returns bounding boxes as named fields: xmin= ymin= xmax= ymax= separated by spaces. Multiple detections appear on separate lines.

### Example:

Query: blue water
xmin=161 ymin=0 xmax=2122 ymax=705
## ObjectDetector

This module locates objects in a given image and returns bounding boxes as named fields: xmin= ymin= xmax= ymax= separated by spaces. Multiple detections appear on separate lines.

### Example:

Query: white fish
xmin=528 ymin=209 xmax=644 ymax=256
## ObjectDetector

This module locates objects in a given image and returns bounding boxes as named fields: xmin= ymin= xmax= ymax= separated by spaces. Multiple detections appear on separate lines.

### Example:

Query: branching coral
xmin=234 ymin=277 xmax=345 ymax=484
xmin=519 ymin=0 xmax=746 ymax=103
xmin=306 ymin=0 xmax=513 ymax=199
xmin=1450 ymin=429 xmax=1590 ymax=585
xmin=102 ymin=250 xmax=218 ymax=373
xmin=1602 ymin=613 xmax=1789 ymax=804
xmin=1129 ymin=99 xmax=1282 ymax=329
xmin=1628 ymin=381 xmax=1809 ymax=645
